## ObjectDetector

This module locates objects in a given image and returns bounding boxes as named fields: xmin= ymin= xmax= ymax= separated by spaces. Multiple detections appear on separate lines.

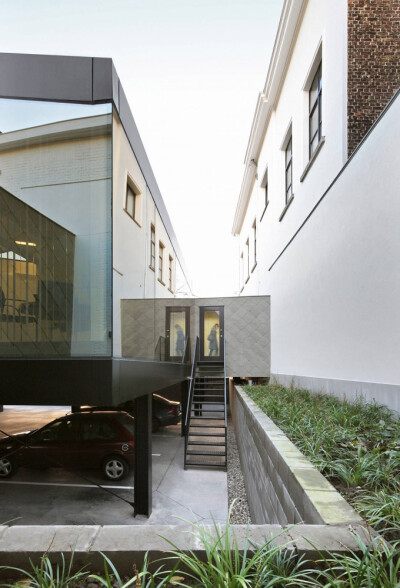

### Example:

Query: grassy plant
xmin=355 ymin=484 xmax=400 ymax=539
xmin=161 ymin=511 xmax=316 ymax=587
xmin=88 ymin=552 xmax=177 ymax=588
xmin=313 ymin=534 xmax=400 ymax=587
xmin=0 ymin=552 xmax=88 ymax=587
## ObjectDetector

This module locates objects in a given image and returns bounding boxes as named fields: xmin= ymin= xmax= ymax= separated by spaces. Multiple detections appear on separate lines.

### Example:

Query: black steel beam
xmin=133 ymin=394 xmax=152 ymax=517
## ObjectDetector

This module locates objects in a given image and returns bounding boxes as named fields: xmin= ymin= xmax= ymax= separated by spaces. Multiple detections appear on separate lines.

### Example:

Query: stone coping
xmin=233 ymin=385 xmax=363 ymax=526
xmin=0 ymin=522 xmax=374 ymax=576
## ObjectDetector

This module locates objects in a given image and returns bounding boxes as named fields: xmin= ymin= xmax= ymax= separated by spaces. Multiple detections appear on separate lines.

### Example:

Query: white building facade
xmin=233 ymin=0 xmax=400 ymax=411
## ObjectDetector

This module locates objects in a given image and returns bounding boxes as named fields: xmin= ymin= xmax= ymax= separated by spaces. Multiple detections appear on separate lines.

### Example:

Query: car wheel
xmin=102 ymin=456 xmax=129 ymax=481
xmin=0 ymin=455 xmax=18 ymax=478
xmin=152 ymin=417 xmax=160 ymax=433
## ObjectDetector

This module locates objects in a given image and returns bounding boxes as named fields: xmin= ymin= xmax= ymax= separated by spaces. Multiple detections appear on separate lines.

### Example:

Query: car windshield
xmin=117 ymin=413 xmax=134 ymax=436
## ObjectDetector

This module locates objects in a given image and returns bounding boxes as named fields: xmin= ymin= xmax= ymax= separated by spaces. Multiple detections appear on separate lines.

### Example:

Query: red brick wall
xmin=348 ymin=0 xmax=400 ymax=156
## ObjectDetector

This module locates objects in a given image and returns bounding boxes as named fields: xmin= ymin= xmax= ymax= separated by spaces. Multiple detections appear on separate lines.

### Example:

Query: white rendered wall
xmin=112 ymin=113 xmax=178 ymax=357
xmin=270 ymin=94 xmax=400 ymax=410
xmin=238 ymin=0 xmax=348 ymax=295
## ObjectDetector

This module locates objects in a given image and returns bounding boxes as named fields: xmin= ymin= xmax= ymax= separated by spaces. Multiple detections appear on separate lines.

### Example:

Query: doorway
xmin=199 ymin=306 xmax=224 ymax=361
xmin=166 ymin=307 xmax=190 ymax=361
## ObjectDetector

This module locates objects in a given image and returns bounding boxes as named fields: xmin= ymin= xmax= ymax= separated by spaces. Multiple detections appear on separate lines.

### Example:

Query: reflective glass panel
xmin=0 ymin=99 xmax=112 ymax=357
xmin=169 ymin=311 xmax=186 ymax=358
xmin=203 ymin=310 xmax=220 ymax=357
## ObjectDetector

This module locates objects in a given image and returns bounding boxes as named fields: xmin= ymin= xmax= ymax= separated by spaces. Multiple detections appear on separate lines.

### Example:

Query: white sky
xmin=1 ymin=0 xmax=284 ymax=296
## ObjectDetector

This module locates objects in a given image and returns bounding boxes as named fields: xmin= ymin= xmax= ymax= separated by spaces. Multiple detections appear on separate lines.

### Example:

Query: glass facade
xmin=0 ymin=99 xmax=112 ymax=357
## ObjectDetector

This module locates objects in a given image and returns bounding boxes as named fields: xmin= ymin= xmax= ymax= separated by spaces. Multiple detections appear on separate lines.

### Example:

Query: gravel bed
xmin=226 ymin=416 xmax=252 ymax=524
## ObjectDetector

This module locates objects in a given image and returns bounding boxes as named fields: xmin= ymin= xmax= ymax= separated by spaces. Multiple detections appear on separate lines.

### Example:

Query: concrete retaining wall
xmin=0 ymin=522 xmax=373 ymax=577
xmin=230 ymin=385 xmax=362 ymax=526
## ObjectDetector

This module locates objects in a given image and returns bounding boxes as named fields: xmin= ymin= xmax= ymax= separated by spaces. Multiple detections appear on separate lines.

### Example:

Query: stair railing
xmin=184 ymin=335 xmax=199 ymax=468
xmin=181 ymin=335 xmax=190 ymax=364
xmin=154 ymin=335 xmax=166 ymax=361
xmin=223 ymin=337 xmax=227 ymax=468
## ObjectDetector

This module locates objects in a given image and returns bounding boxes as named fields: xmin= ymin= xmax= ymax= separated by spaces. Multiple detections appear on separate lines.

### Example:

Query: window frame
xmin=285 ymin=136 xmax=293 ymax=204
xmin=158 ymin=241 xmax=165 ymax=284
xmin=149 ymin=224 xmax=156 ymax=271
xmin=252 ymin=219 xmax=257 ymax=271
xmin=168 ymin=255 xmax=173 ymax=292
xmin=309 ymin=62 xmax=322 ymax=159
xmin=245 ymin=238 xmax=250 ymax=282
xmin=260 ymin=167 xmax=269 ymax=221
xmin=125 ymin=179 xmax=141 ymax=226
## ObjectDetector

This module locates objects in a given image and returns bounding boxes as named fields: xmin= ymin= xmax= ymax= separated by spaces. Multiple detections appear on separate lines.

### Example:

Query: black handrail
xmin=184 ymin=336 xmax=199 ymax=468
xmin=223 ymin=336 xmax=227 ymax=428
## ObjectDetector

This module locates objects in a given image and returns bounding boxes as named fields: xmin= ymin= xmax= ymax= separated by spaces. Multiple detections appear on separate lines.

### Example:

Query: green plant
xmin=313 ymin=534 xmax=400 ymax=587
xmin=0 ymin=552 xmax=88 ymax=587
xmin=88 ymin=552 xmax=178 ymax=588
xmin=161 ymin=510 xmax=316 ymax=587
xmin=355 ymin=485 xmax=400 ymax=539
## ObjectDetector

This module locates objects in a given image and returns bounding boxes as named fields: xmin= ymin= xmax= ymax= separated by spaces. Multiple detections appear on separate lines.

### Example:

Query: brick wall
xmin=348 ymin=0 xmax=400 ymax=156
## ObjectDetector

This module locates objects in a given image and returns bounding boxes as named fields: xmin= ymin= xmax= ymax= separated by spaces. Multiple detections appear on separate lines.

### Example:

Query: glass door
xmin=199 ymin=306 xmax=224 ymax=361
xmin=165 ymin=307 xmax=190 ymax=361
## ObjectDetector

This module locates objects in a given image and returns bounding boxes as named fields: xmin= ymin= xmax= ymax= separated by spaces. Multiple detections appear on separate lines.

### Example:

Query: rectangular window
xmin=168 ymin=256 xmax=173 ymax=291
xmin=158 ymin=242 xmax=165 ymax=283
xmin=150 ymin=224 xmax=155 ymax=270
xmin=309 ymin=63 xmax=322 ymax=158
xmin=285 ymin=136 xmax=293 ymax=203
xmin=125 ymin=184 xmax=138 ymax=221
xmin=245 ymin=238 xmax=250 ymax=280
xmin=260 ymin=167 xmax=269 ymax=221
xmin=240 ymin=252 xmax=244 ymax=291
xmin=252 ymin=220 xmax=257 ymax=269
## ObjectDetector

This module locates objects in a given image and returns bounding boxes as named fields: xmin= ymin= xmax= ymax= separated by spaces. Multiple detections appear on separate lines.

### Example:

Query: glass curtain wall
xmin=0 ymin=99 xmax=112 ymax=357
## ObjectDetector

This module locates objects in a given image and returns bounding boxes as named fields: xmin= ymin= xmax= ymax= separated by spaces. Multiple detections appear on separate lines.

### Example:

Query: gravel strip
xmin=227 ymin=416 xmax=252 ymax=524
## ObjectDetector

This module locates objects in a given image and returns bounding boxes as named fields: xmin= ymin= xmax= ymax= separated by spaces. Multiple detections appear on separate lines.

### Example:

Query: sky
xmin=1 ymin=0 xmax=284 ymax=296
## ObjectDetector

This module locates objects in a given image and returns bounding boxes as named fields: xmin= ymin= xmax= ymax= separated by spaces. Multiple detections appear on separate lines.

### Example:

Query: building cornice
xmin=232 ymin=0 xmax=307 ymax=235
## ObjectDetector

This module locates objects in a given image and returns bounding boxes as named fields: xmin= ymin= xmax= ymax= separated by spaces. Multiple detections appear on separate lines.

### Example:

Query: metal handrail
xmin=223 ymin=336 xmax=227 ymax=428
xmin=184 ymin=336 xmax=199 ymax=467
xmin=185 ymin=336 xmax=199 ymax=428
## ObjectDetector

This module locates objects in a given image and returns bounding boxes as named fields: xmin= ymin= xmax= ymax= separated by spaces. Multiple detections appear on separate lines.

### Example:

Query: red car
xmin=0 ymin=411 xmax=134 ymax=481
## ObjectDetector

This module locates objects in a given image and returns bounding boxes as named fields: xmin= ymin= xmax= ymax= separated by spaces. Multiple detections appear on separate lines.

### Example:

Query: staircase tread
xmin=189 ymin=424 xmax=226 ymax=428
xmin=185 ymin=461 xmax=227 ymax=468
xmin=187 ymin=441 xmax=226 ymax=446
xmin=187 ymin=449 xmax=226 ymax=455
xmin=188 ymin=432 xmax=225 ymax=437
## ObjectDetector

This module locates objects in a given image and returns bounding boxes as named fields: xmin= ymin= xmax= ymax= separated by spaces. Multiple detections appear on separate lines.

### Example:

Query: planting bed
xmin=245 ymin=383 xmax=400 ymax=543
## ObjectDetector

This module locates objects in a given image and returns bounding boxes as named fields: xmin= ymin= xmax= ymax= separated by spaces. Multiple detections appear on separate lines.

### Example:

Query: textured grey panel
xmin=121 ymin=296 xmax=271 ymax=377
xmin=92 ymin=57 xmax=114 ymax=103
xmin=0 ymin=53 xmax=93 ymax=102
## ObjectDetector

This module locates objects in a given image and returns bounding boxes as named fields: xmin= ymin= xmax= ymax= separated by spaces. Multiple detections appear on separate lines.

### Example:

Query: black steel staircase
xmin=184 ymin=337 xmax=227 ymax=470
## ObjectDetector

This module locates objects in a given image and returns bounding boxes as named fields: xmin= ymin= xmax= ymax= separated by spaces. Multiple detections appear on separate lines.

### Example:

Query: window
xmin=260 ymin=167 xmax=269 ymax=221
xmin=168 ymin=255 xmax=173 ymax=291
xmin=125 ymin=185 xmax=137 ymax=220
xmin=150 ymin=224 xmax=155 ymax=270
xmin=240 ymin=252 xmax=244 ymax=291
xmin=252 ymin=220 xmax=257 ymax=269
xmin=158 ymin=242 xmax=165 ymax=283
xmin=285 ymin=136 xmax=293 ymax=203
xmin=245 ymin=238 xmax=250 ymax=280
xmin=309 ymin=63 xmax=322 ymax=158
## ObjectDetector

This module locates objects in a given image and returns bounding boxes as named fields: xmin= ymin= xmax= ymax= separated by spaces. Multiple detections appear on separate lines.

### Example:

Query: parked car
xmin=0 ymin=410 xmax=134 ymax=481
xmin=118 ymin=394 xmax=181 ymax=432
